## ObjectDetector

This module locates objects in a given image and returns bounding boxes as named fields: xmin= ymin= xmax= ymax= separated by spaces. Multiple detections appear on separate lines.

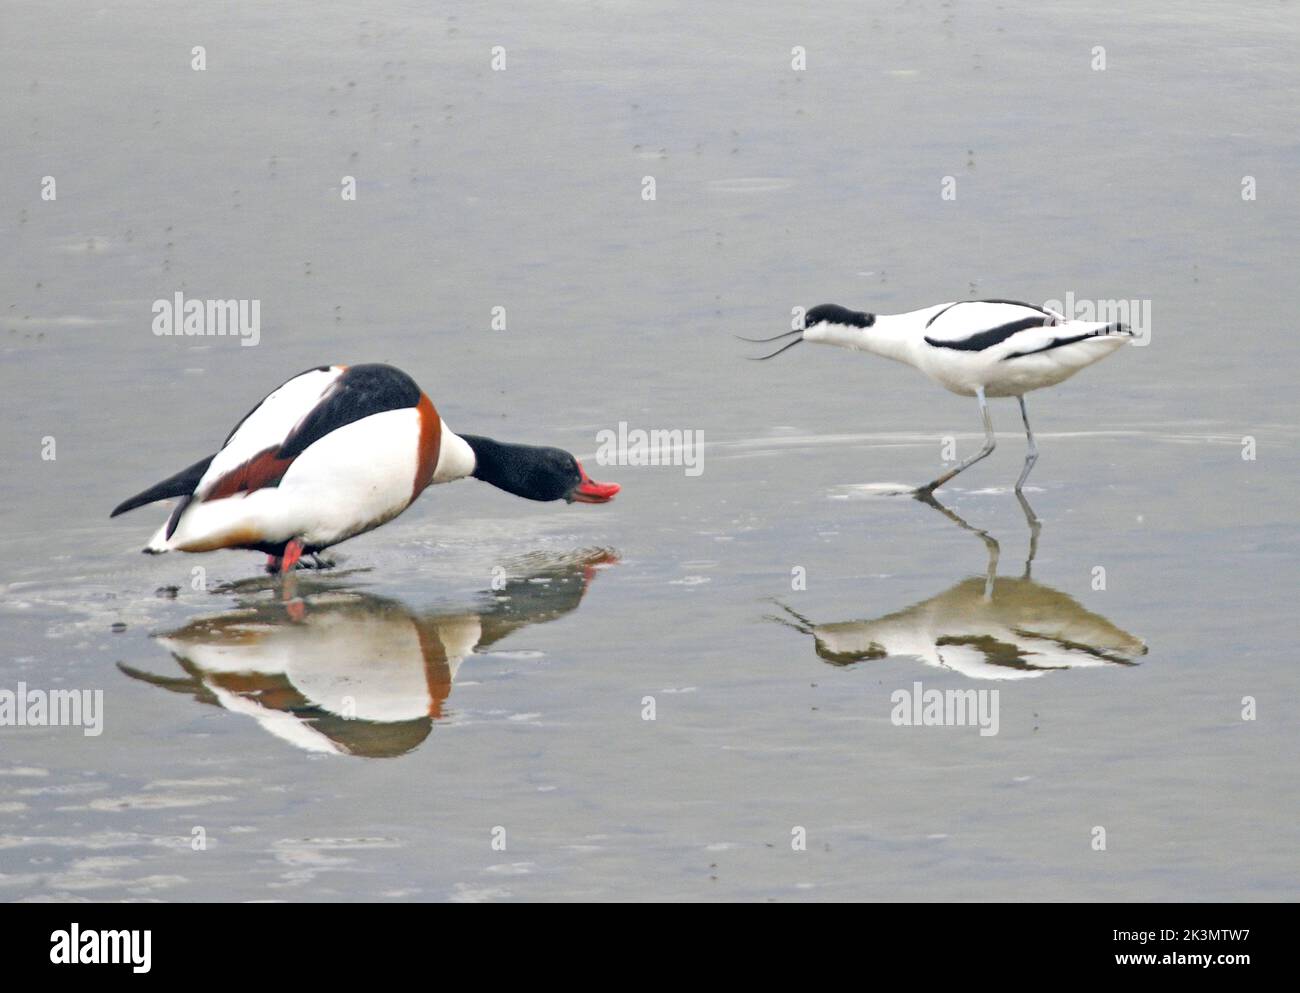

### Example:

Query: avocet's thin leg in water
xmin=913 ymin=489 xmax=1000 ymax=599
xmin=1015 ymin=490 xmax=1041 ymax=579
xmin=1015 ymin=395 xmax=1038 ymax=493
xmin=916 ymin=387 xmax=995 ymax=496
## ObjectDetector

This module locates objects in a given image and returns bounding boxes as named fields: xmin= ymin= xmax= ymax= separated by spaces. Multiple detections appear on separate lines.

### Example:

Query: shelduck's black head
xmin=460 ymin=435 xmax=620 ymax=504
xmin=803 ymin=304 xmax=874 ymax=329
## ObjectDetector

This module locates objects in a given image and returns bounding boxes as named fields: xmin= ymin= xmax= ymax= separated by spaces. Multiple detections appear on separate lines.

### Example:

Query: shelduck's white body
xmin=152 ymin=406 xmax=468 ymax=553
xmin=151 ymin=366 xmax=473 ymax=554
xmin=123 ymin=364 xmax=472 ymax=556
xmin=111 ymin=362 xmax=618 ymax=566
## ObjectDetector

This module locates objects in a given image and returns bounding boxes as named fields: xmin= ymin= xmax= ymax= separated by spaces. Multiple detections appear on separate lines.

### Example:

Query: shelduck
xmin=743 ymin=299 xmax=1135 ymax=493
xmin=110 ymin=363 xmax=619 ymax=571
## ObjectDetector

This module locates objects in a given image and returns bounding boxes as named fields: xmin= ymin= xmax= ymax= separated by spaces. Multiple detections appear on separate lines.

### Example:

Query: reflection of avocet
xmin=119 ymin=550 xmax=616 ymax=757
xmin=770 ymin=494 xmax=1146 ymax=679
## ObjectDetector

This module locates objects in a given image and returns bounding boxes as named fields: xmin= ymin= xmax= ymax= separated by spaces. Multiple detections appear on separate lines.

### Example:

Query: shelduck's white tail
xmin=143 ymin=491 xmax=291 ymax=554
xmin=144 ymin=522 xmax=172 ymax=554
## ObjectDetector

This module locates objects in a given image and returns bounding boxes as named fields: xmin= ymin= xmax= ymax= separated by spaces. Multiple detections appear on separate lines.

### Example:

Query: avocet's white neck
xmin=804 ymin=313 xmax=922 ymax=365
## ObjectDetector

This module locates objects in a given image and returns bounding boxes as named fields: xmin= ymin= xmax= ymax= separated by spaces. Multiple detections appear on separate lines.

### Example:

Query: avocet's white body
xmin=803 ymin=300 xmax=1132 ymax=398
xmin=757 ymin=298 xmax=1136 ymax=492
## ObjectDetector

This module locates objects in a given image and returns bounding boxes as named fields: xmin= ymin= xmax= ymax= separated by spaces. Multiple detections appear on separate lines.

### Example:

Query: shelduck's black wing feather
xmin=110 ymin=454 xmax=216 ymax=518
xmin=220 ymin=364 xmax=334 ymax=447
xmin=278 ymin=363 xmax=422 ymax=460
xmin=110 ymin=365 xmax=420 ymax=519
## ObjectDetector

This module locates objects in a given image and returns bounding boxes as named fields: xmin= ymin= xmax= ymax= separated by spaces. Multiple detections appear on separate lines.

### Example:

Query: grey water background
xmin=1 ymin=1 xmax=1297 ymax=900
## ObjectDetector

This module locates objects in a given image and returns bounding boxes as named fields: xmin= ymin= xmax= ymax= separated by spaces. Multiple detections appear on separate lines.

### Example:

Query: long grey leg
xmin=1015 ymin=490 xmax=1041 ymax=579
xmin=916 ymin=387 xmax=995 ymax=495
xmin=914 ymin=489 xmax=1000 ymax=599
xmin=1015 ymin=395 xmax=1038 ymax=492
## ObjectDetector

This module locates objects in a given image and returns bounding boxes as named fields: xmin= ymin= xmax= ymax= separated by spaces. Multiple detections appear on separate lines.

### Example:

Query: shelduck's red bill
xmin=569 ymin=463 xmax=620 ymax=504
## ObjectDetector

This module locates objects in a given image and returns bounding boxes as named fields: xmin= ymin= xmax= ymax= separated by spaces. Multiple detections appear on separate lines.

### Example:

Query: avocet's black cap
xmin=804 ymin=304 xmax=874 ymax=328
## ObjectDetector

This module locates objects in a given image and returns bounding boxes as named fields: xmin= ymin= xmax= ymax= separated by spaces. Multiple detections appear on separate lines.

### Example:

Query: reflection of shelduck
xmin=119 ymin=551 xmax=616 ymax=757
xmin=743 ymin=300 xmax=1135 ymax=493
xmin=110 ymin=364 xmax=619 ymax=573
xmin=771 ymin=494 xmax=1146 ymax=679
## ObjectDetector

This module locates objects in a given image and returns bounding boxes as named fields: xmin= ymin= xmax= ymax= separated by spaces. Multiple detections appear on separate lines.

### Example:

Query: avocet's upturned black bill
xmin=109 ymin=363 xmax=619 ymax=574
xmin=745 ymin=299 xmax=1135 ymax=493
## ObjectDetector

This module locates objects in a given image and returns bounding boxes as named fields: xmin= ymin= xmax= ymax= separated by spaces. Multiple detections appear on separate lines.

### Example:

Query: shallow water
xmin=2 ymin=2 xmax=1298 ymax=900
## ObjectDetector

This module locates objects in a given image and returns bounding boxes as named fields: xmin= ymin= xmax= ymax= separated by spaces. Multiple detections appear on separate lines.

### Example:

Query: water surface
xmin=1 ymin=1 xmax=1297 ymax=900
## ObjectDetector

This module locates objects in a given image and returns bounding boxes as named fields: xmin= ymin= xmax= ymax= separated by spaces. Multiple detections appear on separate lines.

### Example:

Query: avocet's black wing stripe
xmin=110 ymin=454 xmax=216 ymax=517
xmin=278 ymin=363 xmax=423 ymax=459
xmin=1002 ymin=324 xmax=1129 ymax=360
xmin=924 ymin=300 xmax=1048 ymax=328
xmin=935 ymin=635 xmax=1054 ymax=672
xmin=924 ymin=316 xmax=1050 ymax=352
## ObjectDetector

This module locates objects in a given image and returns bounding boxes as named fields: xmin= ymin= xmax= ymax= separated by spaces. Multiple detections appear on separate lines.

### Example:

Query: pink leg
xmin=281 ymin=539 xmax=305 ymax=573
xmin=266 ymin=554 xmax=281 ymax=574
xmin=280 ymin=539 xmax=306 ymax=619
